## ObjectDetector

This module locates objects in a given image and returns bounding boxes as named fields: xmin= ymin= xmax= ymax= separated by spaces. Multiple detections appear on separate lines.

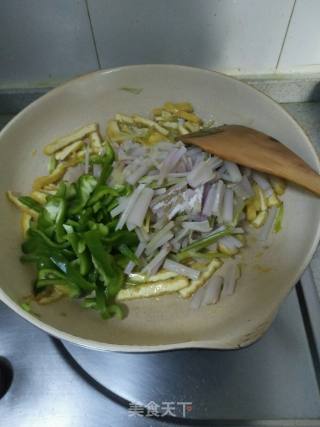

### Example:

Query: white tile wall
xmin=0 ymin=0 xmax=319 ymax=86
xmin=277 ymin=0 xmax=320 ymax=73
xmin=87 ymin=0 xmax=294 ymax=75
xmin=0 ymin=0 xmax=99 ymax=87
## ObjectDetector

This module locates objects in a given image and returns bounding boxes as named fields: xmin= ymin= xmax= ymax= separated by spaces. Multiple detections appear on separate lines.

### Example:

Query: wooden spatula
xmin=179 ymin=125 xmax=320 ymax=196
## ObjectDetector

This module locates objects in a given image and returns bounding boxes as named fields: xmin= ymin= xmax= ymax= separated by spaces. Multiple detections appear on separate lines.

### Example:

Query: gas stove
xmin=1 ymin=282 xmax=320 ymax=427
xmin=1 ymin=99 xmax=320 ymax=427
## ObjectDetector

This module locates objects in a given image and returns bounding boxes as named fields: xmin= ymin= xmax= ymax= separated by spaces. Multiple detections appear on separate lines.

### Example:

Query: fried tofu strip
xmin=44 ymin=123 xmax=98 ymax=155
xmin=179 ymin=258 xmax=222 ymax=298
xmin=117 ymin=276 xmax=189 ymax=301
xmin=55 ymin=140 xmax=83 ymax=161
xmin=32 ymin=162 xmax=67 ymax=191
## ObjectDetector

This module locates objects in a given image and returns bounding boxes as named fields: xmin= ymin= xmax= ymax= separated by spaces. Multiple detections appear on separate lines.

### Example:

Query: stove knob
xmin=0 ymin=357 xmax=13 ymax=398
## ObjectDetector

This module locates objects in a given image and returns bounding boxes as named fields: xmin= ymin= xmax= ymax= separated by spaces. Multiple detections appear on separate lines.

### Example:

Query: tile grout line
xmin=85 ymin=0 xmax=102 ymax=69
xmin=275 ymin=0 xmax=297 ymax=70
xmin=295 ymin=283 xmax=320 ymax=396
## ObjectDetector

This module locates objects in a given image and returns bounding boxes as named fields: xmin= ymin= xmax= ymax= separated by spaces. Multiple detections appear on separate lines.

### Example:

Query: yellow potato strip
xmin=218 ymin=242 xmax=239 ymax=256
xmin=55 ymin=140 xmax=83 ymax=161
xmin=162 ymin=102 xmax=177 ymax=113
xmin=252 ymin=211 xmax=267 ymax=228
xmin=20 ymin=213 xmax=32 ymax=238
xmin=115 ymin=113 xmax=134 ymax=124
xmin=106 ymin=120 xmax=121 ymax=140
xmin=161 ymin=122 xmax=178 ymax=129
xmin=270 ymin=177 xmax=286 ymax=195
xmin=32 ymin=163 xmax=67 ymax=191
xmin=30 ymin=191 xmax=47 ymax=204
xmin=179 ymin=259 xmax=222 ymax=298
xmin=148 ymin=132 xmax=166 ymax=145
xmin=116 ymin=277 xmax=189 ymax=301
xmin=174 ymin=102 xmax=194 ymax=112
xmin=44 ymin=123 xmax=98 ymax=155
xmin=267 ymin=193 xmax=281 ymax=208
xmin=6 ymin=191 xmax=39 ymax=219
xmin=178 ymin=124 xmax=189 ymax=135
xmin=175 ymin=110 xmax=202 ymax=124
xmin=184 ymin=121 xmax=200 ymax=132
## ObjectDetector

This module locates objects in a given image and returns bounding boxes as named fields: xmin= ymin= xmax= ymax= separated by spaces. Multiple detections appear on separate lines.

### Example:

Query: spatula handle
xmin=181 ymin=125 xmax=320 ymax=196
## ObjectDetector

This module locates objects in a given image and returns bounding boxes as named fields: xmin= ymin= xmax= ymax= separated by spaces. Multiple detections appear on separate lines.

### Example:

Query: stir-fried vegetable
xmin=7 ymin=101 xmax=286 ymax=318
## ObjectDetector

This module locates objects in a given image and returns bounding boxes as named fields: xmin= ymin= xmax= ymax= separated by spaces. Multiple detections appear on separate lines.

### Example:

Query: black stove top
xmin=1 ymin=284 xmax=320 ymax=427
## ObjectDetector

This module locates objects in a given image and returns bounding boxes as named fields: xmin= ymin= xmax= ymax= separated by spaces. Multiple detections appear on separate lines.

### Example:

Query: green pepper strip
xmin=68 ymin=233 xmax=91 ymax=276
xmin=95 ymin=282 xmax=109 ymax=319
xmin=65 ymin=183 xmax=77 ymax=200
xmin=102 ymin=230 xmax=138 ymax=247
xmin=84 ymin=231 xmax=124 ymax=297
xmin=95 ymin=211 xmax=104 ymax=222
xmin=113 ymin=184 xmax=133 ymax=196
xmin=55 ymin=182 xmax=66 ymax=198
xmin=55 ymin=198 xmax=67 ymax=242
xmin=20 ymin=254 xmax=41 ymax=263
xmin=118 ymin=244 xmax=140 ymax=264
xmin=50 ymin=254 xmax=94 ymax=292
xmin=66 ymin=219 xmax=81 ymax=230
xmin=93 ymin=201 xmax=102 ymax=213
xmin=18 ymin=196 xmax=42 ymax=213
xmin=22 ymin=229 xmax=69 ymax=254
xmin=105 ymin=199 xmax=119 ymax=212
xmin=37 ymin=196 xmax=66 ymax=241
xmin=94 ymin=285 xmax=124 ymax=319
xmin=38 ymin=268 xmax=66 ymax=280
xmin=87 ymin=185 xmax=119 ymax=206
xmin=108 ymin=304 xmax=125 ymax=319
xmin=68 ymin=175 xmax=97 ymax=215
xmin=81 ymin=297 xmax=97 ymax=309
xmin=97 ymin=141 xmax=115 ymax=185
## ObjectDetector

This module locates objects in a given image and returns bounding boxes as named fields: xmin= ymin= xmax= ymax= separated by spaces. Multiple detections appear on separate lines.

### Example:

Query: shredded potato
xmin=30 ymin=191 xmax=47 ymax=204
xmin=6 ymin=191 xmax=39 ymax=219
xmin=20 ymin=213 xmax=32 ymax=237
xmin=32 ymin=162 xmax=67 ymax=191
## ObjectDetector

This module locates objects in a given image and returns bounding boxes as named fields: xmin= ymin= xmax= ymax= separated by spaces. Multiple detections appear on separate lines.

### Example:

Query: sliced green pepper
xmin=118 ymin=244 xmax=140 ymax=264
xmin=18 ymin=196 xmax=42 ymax=213
xmin=84 ymin=231 xmax=124 ymax=297
xmin=102 ymin=230 xmax=138 ymax=247
xmin=87 ymin=185 xmax=119 ymax=206
xmin=68 ymin=175 xmax=97 ymax=215
xmin=68 ymin=233 xmax=91 ymax=276
xmin=50 ymin=253 xmax=94 ymax=293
